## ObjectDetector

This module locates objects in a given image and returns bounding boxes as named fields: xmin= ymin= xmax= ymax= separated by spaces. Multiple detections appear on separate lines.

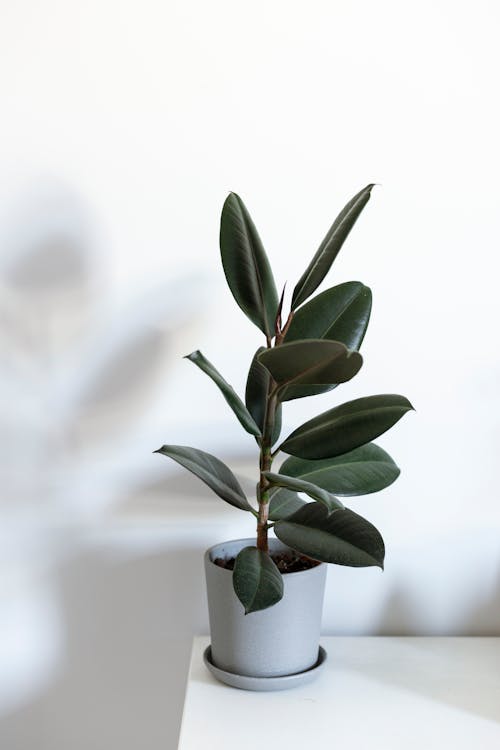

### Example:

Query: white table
xmin=178 ymin=636 xmax=500 ymax=749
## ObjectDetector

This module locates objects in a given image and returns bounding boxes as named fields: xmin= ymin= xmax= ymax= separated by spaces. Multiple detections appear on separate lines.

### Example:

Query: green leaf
xmin=264 ymin=472 xmax=344 ymax=513
xmin=281 ymin=394 xmax=414 ymax=460
xmin=277 ymin=444 xmax=400 ymax=496
xmin=185 ymin=350 xmax=261 ymax=438
xmin=283 ymin=281 xmax=372 ymax=399
xmin=154 ymin=445 xmax=253 ymax=511
xmin=286 ymin=281 xmax=372 ymax=347
xmin=245 ymin=347 xmax=282 ymax=445
xmin=233 ymin=546 xmax=284 ymax=613
xmin=268 ymin=489 xmax=306 ymax=521
xmin=220 ymin=193 xmax=279 ymax=338
xmin=258 ymin=340 xmax=362 ymax=402
xmin=275 ymin=502 xmax=385 ymax=568
xmin=291 ymin=184 xmax=375 ymax=310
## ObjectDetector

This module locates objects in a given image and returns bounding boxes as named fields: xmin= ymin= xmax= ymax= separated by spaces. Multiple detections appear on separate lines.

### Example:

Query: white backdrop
xmin=1 ymin=1 xmax=499 ymax=748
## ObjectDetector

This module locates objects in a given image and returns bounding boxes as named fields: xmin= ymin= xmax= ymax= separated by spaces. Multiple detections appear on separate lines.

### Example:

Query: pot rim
xmin=205 ymin=537 xmax=325 ymax=577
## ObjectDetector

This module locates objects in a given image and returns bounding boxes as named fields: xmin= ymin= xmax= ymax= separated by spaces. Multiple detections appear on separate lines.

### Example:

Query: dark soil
xmin=213 ymin=551 xmax=321 ymax=574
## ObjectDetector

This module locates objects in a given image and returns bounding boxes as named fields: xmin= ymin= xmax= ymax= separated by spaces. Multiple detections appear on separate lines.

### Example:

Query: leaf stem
xmin=275 ymin=310 xmax=294 ymax=345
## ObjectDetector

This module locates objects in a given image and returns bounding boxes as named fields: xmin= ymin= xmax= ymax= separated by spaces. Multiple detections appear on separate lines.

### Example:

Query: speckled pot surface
xmin=204 ymin=537 xmax=327 ymax=679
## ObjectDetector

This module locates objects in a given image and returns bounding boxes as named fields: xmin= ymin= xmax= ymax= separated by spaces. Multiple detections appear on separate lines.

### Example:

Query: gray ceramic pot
xmin=204 ymin=537 xmax=327 ymax=678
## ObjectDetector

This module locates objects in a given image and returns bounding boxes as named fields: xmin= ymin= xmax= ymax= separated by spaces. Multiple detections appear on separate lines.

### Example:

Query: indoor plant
xmin=156 ymin=184 xmax=413 ymax=688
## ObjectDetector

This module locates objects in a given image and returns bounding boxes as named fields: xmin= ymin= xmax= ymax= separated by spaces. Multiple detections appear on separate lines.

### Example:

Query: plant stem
xmin=257 ymin=305 xmax=290 ymax=552
xmin=256 ymin=386 xmax=277 ymax=554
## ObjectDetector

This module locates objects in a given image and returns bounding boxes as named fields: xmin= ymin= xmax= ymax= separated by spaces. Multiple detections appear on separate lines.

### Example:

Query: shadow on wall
xmin=374 ymin=587 xmax=423 ymax=635
xmin=0 ymin=179 xmax=208 ymax=739
xmin=460 ymin=567 xmax=500 ymax=636
xmin=0 ymin=179 xmax=207 ymax=508
xmin=118 ymin=455 xmax=259 ymax=520
xmin=374 ymin=568 xmax=500 ymax=637
xmin=0 ymin=543 xmax=207 ymax=750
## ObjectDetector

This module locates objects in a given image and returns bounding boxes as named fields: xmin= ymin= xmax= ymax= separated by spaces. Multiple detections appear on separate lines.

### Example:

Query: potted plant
xmin=156 ymin=184 xmax=413 ymax=690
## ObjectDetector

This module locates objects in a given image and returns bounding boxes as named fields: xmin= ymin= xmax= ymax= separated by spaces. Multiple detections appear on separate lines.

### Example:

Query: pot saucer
xmin=203 ymin=645 xmax=327 ymax=691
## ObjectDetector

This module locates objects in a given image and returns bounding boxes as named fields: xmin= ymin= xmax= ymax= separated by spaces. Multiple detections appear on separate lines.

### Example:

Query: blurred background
xmin=1 ymin=1 xmax=499 ymax=748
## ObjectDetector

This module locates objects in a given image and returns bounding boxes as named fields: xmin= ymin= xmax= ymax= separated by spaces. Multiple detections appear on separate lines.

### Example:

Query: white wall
xmin=1 ymin=1 xmax=500 ymax=748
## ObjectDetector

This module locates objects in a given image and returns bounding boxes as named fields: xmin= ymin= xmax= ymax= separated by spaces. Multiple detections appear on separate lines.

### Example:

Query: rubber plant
xmin=156 ymin=185 xmax=413 ymax=614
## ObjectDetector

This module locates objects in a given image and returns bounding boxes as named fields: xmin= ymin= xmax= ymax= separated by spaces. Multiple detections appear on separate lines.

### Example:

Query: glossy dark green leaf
xmin=286 ymin=282 xmax=372 ymax=346
xmin=275 ymin=502 xmax=385 ymax=568
xmin=233 ymin=546 xmax=284 ymax=613
xmin=277 ymin=443 xmax=400 ymax=496
xmin=185 ymin=350 xmax=261 ymax=437
xmin=291 ymin=184 xmax=375 ymax=310
xmin=154 ymin=445 xmax=253 ymax=511
xmin=245 ymin=347 xmax=282 ymax=445
xmin=283 ymin=281 xmax=372 ymax=399
xmin=281 ymin=394 xmax=414 ymax=459
xmin=264 ymin=472 xmax=344 ymax=513
xmin=268 ymin=489 xmax=306 ymax=521
xmin=220 ymin=193 xmax=279 ymax=338
xmin=258 ymin=340 xmax=362 ymax=402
